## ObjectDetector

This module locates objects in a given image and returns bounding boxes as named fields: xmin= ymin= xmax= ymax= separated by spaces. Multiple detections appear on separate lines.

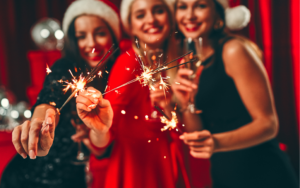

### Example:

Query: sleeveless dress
xmin=90 ymin=48 xmax=191 ymax=188
xmin=0 ymin=57 xmax=109 ymax=188
xmin=195 ymin=37 xmax=298 ymax=188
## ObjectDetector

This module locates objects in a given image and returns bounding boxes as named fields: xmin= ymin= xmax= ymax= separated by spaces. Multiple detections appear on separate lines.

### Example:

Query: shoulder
xmin=221 ymin=38 xmax=264 ymax=77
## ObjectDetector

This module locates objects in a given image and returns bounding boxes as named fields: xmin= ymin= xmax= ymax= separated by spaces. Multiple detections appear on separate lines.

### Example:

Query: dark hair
xmin=63 ymin=17 xmax=119 ymax=73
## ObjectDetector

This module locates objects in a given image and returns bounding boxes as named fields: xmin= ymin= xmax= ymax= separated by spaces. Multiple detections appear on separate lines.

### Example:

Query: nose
xmin=86 ymin=34 xmax=96 ymax=48
xmin=145 ymin=12 xmax=155 ymax=24
xmin=186 ymin=7 xmax=196 ymax=20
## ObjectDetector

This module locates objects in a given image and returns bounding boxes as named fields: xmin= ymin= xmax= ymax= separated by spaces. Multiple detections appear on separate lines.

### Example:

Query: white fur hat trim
xmin=216 ymin=0 xmax=251 ymax=30
xmin=63 ymin=0 xmax=121 ymax=41
xmin=120 ymin=0 xmax=175 ymax=35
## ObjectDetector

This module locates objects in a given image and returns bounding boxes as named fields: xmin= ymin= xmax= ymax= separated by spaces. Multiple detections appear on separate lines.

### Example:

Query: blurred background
xmin=0 ymin=0 xmax=299 ymax=181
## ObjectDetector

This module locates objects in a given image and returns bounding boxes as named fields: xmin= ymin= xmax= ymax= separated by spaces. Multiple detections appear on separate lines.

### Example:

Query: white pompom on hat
xmin=216 ymin=0 xmax=251 ymax=30
xmin=62 ymin=0 xmax=121 ymax=41
xmin=120 ymin=0 xmax=176 ymax=35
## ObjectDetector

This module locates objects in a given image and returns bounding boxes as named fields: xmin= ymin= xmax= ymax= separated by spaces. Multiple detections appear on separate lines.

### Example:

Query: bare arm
xmin=212 ymin=39 xmax=278 ymax=152
xmin=180 ymin=39 xmax=278 ymax=158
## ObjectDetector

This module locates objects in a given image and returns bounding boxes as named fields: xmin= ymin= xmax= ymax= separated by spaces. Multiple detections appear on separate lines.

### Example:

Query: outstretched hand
xmin=12 ymin=107 xmax=57 ymax=159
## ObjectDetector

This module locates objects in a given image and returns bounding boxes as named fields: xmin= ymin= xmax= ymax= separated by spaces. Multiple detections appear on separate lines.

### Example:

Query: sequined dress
xmin=0 ymin=57 xmax=109 ymax=188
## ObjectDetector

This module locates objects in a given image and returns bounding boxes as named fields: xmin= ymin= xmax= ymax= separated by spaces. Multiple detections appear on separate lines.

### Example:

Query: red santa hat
xmin=62 ymin=0 xmax=121 ymax=41
xmin=120 ymin=0 xmax=176 ymax=35
xmin=216 ymin=0 xmax=251 ymax=30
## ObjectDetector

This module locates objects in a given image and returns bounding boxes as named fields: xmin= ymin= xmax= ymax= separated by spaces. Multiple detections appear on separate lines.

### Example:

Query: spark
xmin=92 ymin=48 xmax=95 ymax=53
xmin=49 ymin=102 xmax=56 ymax=106
xmin=159 ymin=76 xmax=170 ymax=98
xmin=121 ymin=110 xmax=126 ymax=114
xmin=164 ymin=156 xmax=166 ymax=159
xmin=105 ymin=70 xmax=109 ymax=74
xmin=98 ymin=71 xmax=102 ymax=78
xmin=175 ymin=82 xmax=180 ymax=85
xmin=161 ymin=111 xmax=178 ymax=132
xmin=145 ymin=115 xmax=149 ymax=120
xmin=46 ymin=64 xmax=52 ymax=75
xmin=134 ymin=116 xmax=138 ymax=119
xmin=126 ymin=51 xmax=130 ymax=56
xmin=62 ymin=72 xmax=86 ymax=94
xmin=148 ymin=140 xmax=151 ymax=143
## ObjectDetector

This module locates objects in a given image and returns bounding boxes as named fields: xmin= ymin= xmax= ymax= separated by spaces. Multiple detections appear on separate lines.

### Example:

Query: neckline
xmin=201 ymin=54 xmax=214 ymax=66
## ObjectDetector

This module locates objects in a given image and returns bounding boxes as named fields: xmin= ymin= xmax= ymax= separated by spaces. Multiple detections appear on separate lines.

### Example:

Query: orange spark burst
xmin=46 ymin=64 xmax=52 ymax=75
xmin=62 ymin=71 xmax=87 ymax=94
xmin=160 ymin=111 xmax=178 ymax=132
xmin=98 ymin=71 xmax=102 ymax=78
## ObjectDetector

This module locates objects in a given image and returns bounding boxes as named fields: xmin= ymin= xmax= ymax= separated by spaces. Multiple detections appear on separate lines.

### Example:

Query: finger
xmin=20 ymin=120 xmax=31 ymax=153
xmin=172 ymin=84 xmax=193 ymax=93
xmin=178 ymin=68 xmax=194 ymax=77
xmin=98 ymin=98 xmax=111 ymax=108
xmin=185 ymin=140 xmax=206 ymax=147
xmin=71 ymin=130 xmax=89 ymax=141
xmin=76 ymin=95 xmax=94 ymax=108
xmin=190 ymin=150 xmax=211 ymax=159
xmin=28 ymin=119 xmax=43 ymax=159
xmin=190 ymin=146 xmax=211 ymax=153
xmin=12 ymin=125 xmax=27 ymax=159
xmin=179 ymin=58 xmax=186 ymax=68
xmin=44 ymin=108 xmax=56 ymax=139
xmin=76 ymin=103 xmax=92 ymax=113
xmin=179 ymin=131 xmax=211 ymax=141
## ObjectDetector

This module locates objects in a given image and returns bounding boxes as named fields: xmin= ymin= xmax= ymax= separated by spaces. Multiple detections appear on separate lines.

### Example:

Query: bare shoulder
xmin=221 ymin=38 xmax=263 ymax=77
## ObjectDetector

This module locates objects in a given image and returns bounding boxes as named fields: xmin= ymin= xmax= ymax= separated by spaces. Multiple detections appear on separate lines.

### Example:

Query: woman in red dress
xmin=89 ymin=0 xmax=191 ymax=187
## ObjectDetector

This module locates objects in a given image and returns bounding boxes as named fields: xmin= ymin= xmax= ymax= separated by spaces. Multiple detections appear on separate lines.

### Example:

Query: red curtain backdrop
xmin=0 ymin=0 xmax=298 ymax=179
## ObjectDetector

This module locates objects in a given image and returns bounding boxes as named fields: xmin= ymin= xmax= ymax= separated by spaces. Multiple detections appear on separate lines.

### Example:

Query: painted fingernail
xmin=29 ymin=150 xmax=36 ymax=159
xmin=87 ymin=89 xmax=96 ymax=93
xmin=179 ymin=135 xmax=184 ymax=139
xmin=88 ymin=104 xmax=97 ymax=109
xmin=46 ymin=117 xmax=52 ymax=125
xmin=21 ymin=153 xmax=27 ymax=159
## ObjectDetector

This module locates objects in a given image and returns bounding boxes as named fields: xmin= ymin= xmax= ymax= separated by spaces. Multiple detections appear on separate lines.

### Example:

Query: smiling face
xmin=176 ymin=0 xmax=218 ymax=39
xmin=130 ymin=0 xmax=171 ymax=49
xmin=74 ymin=15 xmax=114 ymax=68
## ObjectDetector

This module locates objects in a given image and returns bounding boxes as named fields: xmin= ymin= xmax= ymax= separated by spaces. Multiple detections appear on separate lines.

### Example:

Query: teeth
xmin=88 ymin=53 xmax=100 ymax=57
xmin=148 ymin=28 xmax=159 ymax=33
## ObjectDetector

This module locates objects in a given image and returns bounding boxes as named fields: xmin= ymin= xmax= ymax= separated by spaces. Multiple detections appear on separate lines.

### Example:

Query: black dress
xmin=0 ymin=57 xmax=109 ymax=188
xmin=195 ymin=37 xmax=298 ymax=188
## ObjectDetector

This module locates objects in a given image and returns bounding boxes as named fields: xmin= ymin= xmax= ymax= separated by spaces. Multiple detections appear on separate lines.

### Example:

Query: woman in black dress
xmin=172 ymin=0 xmax=298 ymax=187
xmin=1 ymin=0 xmax=120 ymax=187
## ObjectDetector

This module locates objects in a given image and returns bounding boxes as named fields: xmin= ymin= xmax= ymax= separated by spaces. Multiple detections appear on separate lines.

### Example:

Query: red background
xmin=0 ymin=0 xmax=298 ymax=183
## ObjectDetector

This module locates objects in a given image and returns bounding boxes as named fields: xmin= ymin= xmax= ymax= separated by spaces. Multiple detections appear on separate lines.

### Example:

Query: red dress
xmin=90 ymin=48 xmax=191 ymax=188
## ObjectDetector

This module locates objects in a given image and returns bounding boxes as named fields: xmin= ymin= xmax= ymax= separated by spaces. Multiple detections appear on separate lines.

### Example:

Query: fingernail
xmin=87 ymin=89 xmax=96 ymax=93
xmin=93 ymin=98 xmax=98 ymax=103
xmin=179 ymin=135 xmax=184 ymax=139
xmin=21 ymin=153 xmax=27 ymax=159
xmin=44 ymin=125 xmax=49 ymax=133
xmin=29 ymin=150 xmax=36 ymax=159
xmin=46 ymin=117 xmax=52 ymax=125
xmin=88 ymin=104 xmax=97 ymax=109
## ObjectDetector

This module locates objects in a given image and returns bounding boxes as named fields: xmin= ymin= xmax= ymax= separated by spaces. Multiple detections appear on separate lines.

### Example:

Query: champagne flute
xmin=71 ymin=117 xmax=90 ymax=165
xmin=183 ymin=37 xmax=203 ymax=114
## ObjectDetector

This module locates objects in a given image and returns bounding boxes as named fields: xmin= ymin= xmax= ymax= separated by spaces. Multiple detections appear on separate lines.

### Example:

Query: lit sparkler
xmin=154 ymin=106 xmax=180 ymax=132
xmin=46 ymin=64 xmax=52 ymax=75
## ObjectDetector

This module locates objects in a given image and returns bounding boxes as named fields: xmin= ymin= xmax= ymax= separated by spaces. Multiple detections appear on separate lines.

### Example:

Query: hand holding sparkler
xmin=76 ymin=87 xmax=113 ymax=147
xmin=12 ymin=106 xmax=57 ymax=159
xmin=150 ymin=80 xmax=171 ymax=109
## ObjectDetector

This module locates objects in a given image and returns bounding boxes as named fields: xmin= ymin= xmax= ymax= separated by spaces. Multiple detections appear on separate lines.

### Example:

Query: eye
xmin=96 ymin=31 xmax=106 ymax=37
xmin=176 ymin=4 xmax=187 ymax=10
xmin=196 ymin=3 xmax=207 ymax=8
xmin=154 ymin=7 xmax=165 ymax=14
xmin=76 ymin=35 xmax=85 ymax=40
xmin=136 ymin=13 xmax=145 ymax=19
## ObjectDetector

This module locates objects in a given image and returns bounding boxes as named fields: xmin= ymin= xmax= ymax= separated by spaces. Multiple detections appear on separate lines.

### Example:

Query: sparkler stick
xmin=156 ymin=59 xmax=197 ymax=73
xmin=154 ymin=106 xmax=171 ymax=120
xmin=57 ymin=45 xmax=119 ymax=113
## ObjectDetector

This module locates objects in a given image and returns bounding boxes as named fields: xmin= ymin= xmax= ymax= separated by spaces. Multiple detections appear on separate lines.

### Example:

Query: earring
xmin=214 ymin=20 xmax=224 ymax=30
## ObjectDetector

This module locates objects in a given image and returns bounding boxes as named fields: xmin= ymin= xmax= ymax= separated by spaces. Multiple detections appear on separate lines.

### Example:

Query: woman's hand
xmin=12 ymin=107 xmax=57 ymax=159
xmin=150 ymin=82 xmax=172 ymax=109
xmin=76 ymin=87 xmax=113 ymax=135
xmin=171 ymin=64 xmax=197 ymax=109
xmin=70 ymin=119 xmax=90 ymax=142
xmin=179 ymin=130 xmax=215 ymax=159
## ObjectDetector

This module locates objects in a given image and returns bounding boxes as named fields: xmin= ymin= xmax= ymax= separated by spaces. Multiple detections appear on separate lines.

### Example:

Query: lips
xmin=184 ymin=23 xmax=201 ymax=32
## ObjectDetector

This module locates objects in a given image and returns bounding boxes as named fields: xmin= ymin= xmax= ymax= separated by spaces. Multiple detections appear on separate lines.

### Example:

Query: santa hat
xmin=62 ymin=0 xmax=121 ymax=41
xmin=120 ymin=0 xmax=176 ymax=35
xmin=216 ymin=0 xmax=251 ymax=30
